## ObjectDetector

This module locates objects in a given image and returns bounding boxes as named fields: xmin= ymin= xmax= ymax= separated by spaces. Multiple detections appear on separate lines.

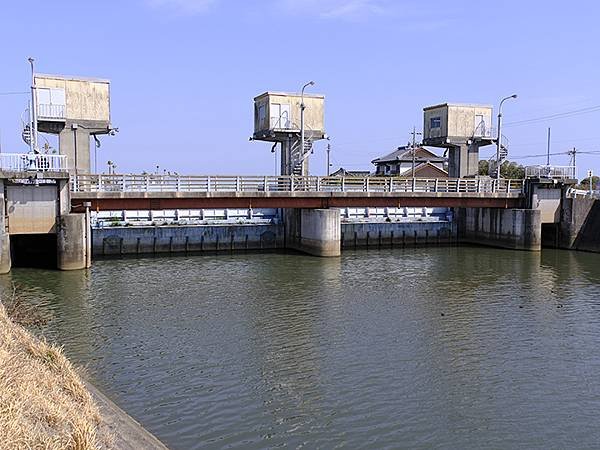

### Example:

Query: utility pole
xmin=546 ymin=127 xmax=551 ymax=166
xmin=410 ymin=126 xmax=422 ymax=176
xmin=28 ymin=57 xmax=38 ymax=153
xmin=568 ymin=147 xmax=577 ymax=179
xmin=588 ymin=170 xmax=594 ymax=195
xmin=326 ymin=143 xmax=331 ymax=176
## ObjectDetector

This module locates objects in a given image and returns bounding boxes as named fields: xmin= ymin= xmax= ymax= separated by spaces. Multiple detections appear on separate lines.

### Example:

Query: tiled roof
xmin=371 ymin=146 xmax=445 ymax=164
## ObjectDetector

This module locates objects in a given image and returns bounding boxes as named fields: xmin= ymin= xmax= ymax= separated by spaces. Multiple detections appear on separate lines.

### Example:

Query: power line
xmin=504 ymin=104 xmax=600 ymax=127
xmin=0 ymin=91 xmax=28 ymax=96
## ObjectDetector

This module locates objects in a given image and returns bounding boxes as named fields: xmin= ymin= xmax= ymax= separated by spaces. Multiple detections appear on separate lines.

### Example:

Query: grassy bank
xmin=0 ymin=299 xmax=109 ymax=449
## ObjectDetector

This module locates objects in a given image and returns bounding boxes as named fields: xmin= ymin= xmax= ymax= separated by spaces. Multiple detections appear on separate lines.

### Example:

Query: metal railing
xmin=525 ymin=165 xmax=576 ymax=180
xmin=37 ymin=103 xmax=66 ymax=120
xmin=474 ymin=124 xmax=495 ymax=139
xmin=71 ymin=174 xmax=524 ymax=195
xmin=568 ymin=188 xmax=600 ymax=199
xmin=0 ymin=153 xmax=68 ymax=172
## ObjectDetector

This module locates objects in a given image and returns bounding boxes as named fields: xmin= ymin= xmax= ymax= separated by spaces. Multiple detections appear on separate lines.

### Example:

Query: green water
xmin=2 ymin=247 xmax=600 ymax=449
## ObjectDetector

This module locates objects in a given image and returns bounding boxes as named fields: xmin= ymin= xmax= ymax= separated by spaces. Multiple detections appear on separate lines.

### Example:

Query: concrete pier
xmin=284 ymin=209 xmax=341 ymax=257
xmin=457 ymin=207 xmax=542 ymax=251
xmin=0 ymin=232 xmax=11 ymax=274
xmin=57 ymin=213 xmax=91 ymax=270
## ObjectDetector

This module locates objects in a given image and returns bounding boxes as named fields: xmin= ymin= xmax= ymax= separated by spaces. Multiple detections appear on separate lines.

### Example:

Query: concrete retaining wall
xmin=341 ymin=221 xmax=456 ymax=249
xmin=456 ymin=208 xmax=541 ymax=251
xmin=559 ymin=197 xmax=600 ymax=252
xmin=93 ymin=224 xmax=285 ymax=256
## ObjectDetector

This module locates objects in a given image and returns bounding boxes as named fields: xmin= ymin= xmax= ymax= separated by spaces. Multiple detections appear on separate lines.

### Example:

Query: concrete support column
xmin=57 ymin=213 xmax=91 ymax=270
xmin=284 ymin=208 xmax=341 ymax=257
xmin=280 ymin=136 xmax=309 ymax=176
xmin=448 ymin=144 xmax=480 ymax=178
xmin=0 ymin=180 xmax=9 ymax=273
xmin=59 ymin=126 xmax=91 ymax=174
xmin=456 ymin=207 xmax=541 ymax=251
xmin=0 ymin=232 xmax=11 ymax=274
xmin=0 ymin=179 xmax=10 ymax=273
xmin=281 ymin=139 xmax=291 ymax=176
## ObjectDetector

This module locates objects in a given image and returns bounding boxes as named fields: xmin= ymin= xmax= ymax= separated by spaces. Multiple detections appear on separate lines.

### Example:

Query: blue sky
xmin=1 ymin=0 xmax=599 ymax=179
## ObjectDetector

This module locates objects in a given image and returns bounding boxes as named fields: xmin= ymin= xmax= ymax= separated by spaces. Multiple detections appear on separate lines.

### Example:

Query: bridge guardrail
xmin=0 ymin=153 xmax=68 ymax=172
xmin=71 ymin=174 xmax=524 ymax=195
xmin=525 ymin=165 xmax=576 ymax=180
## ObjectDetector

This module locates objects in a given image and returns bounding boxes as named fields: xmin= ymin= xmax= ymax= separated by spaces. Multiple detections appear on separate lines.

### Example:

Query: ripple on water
xmin=2 ymin=248 xmax=600 ymax=449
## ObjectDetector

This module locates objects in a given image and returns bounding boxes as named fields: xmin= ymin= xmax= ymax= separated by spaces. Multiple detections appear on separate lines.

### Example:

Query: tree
xmin=500 ymin=161 xmax=525 ymax=179
xmin=579 ymin=175 xmax=599 ymax=190
xmin=478 ymin=160 xmax=489 ymax=176
xmin=478 ymin=160 xmax=525 ymax=179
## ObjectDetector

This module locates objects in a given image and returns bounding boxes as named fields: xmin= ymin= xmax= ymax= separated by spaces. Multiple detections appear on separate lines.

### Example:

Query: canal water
xmin=2 ymin=248 xmax=600 ymax=449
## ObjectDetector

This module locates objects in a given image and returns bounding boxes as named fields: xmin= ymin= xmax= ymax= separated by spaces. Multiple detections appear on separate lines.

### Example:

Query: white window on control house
xmin=36 ymin=87 xmax=66 ymax=120
xmin=270 ymin=103 xmax=290 ymax=129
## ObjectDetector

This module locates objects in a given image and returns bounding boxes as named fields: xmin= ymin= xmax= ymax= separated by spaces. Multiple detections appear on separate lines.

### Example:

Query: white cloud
xmin=281 ymin=0 xmax=389 ymax=20
xmin=145 ymin=0 xmax=216 ymax=15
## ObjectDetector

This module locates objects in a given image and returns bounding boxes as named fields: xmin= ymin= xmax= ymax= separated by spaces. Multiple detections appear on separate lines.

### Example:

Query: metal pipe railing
xmin=525 ymin=165 xmax=576 ymax=180
xmin=70 ymin=174 xmax=525 ymax=195
xmin=0 ymin=153 xmax=68 ymax=172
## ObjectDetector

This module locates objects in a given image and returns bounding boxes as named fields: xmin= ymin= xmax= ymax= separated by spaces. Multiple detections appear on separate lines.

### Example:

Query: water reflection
xmin=1 ymin=248 xmax=599 ymax=449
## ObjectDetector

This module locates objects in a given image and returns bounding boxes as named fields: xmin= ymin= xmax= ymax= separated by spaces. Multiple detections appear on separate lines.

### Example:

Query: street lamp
xmin=300 ymin=81 xmax=315 ymax=174
xmin=496 ymin=94 xmax=517 ymax=180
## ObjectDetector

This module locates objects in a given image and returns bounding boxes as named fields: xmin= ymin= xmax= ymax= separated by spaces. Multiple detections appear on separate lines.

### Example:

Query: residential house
xmin=371 ymin=146 xmax=448 ymax=177
xmin=330 ymin=168 xmax=372 ymax=177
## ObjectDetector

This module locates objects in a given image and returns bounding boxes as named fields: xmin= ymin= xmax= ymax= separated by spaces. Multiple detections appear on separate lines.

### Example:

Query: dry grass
xmin=0 ymin=296 xmax=109 ymax=450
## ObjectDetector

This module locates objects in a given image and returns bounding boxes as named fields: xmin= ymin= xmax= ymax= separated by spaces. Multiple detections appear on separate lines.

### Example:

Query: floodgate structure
xmin=2 ymin=70 xmax=599 ymax=272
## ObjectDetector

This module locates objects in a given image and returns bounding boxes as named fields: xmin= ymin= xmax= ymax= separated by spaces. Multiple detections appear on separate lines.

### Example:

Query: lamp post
xmin=300 ymin=81 xmax=315 ymax=174
xmin=496 ymin=94 xmax=517 ymax=180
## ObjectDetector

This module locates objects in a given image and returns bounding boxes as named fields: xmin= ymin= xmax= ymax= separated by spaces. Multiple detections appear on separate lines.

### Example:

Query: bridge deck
xmin=71 ymin=175 xmax=525 ymax=210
